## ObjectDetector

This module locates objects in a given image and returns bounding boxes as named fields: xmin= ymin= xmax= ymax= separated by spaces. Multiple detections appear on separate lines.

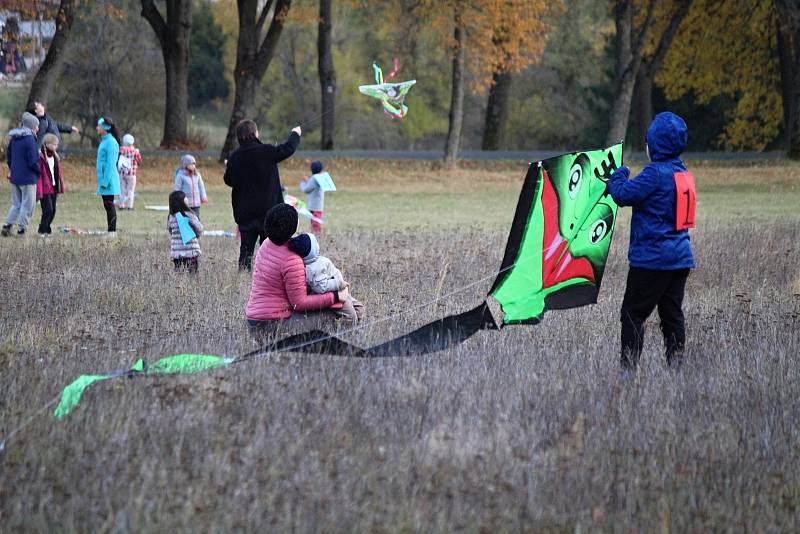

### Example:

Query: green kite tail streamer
xmin=53 ymin=354 xmax=233 ymax=420
xmin=147 ymin=354 xmax=234 ymax=374
xmin=54 ymin=375 xmax=112 ymax=420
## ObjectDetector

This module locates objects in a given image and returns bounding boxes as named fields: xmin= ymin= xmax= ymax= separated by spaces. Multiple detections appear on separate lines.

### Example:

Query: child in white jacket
xmin=174 ymin=154 xmax=208 ymax=219
xmin=288 ymin=232 xmax=364 ymax=322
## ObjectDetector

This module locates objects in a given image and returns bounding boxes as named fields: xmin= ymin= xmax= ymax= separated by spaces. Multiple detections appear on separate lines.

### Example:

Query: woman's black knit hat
xmin=264 ymin=203 xmax=298 ymax=245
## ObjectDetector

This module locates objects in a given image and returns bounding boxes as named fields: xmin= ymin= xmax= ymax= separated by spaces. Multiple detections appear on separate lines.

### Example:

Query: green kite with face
xmin=490 ymin=144 xmax=623 ymax=324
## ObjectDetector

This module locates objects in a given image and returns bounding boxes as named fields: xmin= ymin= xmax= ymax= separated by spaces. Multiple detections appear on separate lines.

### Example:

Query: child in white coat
xmin=174 ymin=154 xmax=208 ymax=219
xmin=288 ymin=232 xmax=363 ymax=322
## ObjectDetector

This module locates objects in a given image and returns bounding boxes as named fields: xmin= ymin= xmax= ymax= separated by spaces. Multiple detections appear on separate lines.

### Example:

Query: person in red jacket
xmin=246 ymin=203 xmax=353 ymax=339
xmin=36 ymin=133 xmax=64 ymax=235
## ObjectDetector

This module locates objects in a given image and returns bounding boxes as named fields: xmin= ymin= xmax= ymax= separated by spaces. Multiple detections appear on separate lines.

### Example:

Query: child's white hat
xmin=181 ymin=154 xmax=197 ymax=168
xmin=122 ymin=134 xmax=135 ymax=146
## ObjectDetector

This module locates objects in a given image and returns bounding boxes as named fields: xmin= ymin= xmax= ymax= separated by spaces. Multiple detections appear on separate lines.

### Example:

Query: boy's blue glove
xmin=605 ymin=165 xmax=629 ymax=196
xmin=610 ymin=165 xmax=630 ymax=182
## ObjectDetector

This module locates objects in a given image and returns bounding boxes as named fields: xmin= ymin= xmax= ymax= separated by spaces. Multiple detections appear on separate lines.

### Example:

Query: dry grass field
xmin=1 ymin=155 xmax=800 ymax=531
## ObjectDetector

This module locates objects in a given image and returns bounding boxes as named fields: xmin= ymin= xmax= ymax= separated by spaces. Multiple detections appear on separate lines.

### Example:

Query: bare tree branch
xmin=255 ymin=0 xmax=291 ymax=77
xmin=140 ymin=0 xmax=167 ymax=47
xmin=256 ymin=0 xmax=276 ymax=35
xmin=648 ymin=0 xmax=692 ymax=73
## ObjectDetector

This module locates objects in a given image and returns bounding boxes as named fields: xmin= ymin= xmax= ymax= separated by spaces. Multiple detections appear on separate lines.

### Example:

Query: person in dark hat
xmin=245 ymin=204 xmax=357 ymax=338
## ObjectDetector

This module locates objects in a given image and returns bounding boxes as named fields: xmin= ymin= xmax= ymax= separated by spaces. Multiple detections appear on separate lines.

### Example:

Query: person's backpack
xmin=117 ymin=151 xmax=134 ymax=174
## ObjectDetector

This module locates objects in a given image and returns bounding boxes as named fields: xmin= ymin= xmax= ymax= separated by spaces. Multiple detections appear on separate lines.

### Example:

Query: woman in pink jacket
xmin=246 ymin=203 xmax=354 ymax=337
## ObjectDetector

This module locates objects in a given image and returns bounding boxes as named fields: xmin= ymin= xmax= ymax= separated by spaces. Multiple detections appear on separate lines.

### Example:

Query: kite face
xmin=490 ymin=144 xmax=623 ymax=324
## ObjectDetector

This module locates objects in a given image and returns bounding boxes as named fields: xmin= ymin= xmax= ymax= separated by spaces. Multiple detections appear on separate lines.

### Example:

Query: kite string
xmin=297 ymin=100 xmax=356 ymax=130
xmin=0 ymin=394 xmax=61 ymax=454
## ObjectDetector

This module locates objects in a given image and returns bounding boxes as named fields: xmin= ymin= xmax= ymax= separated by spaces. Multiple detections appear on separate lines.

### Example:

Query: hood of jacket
xmin=302 ymin=233 xmax=320 ymax=264
xmin=646 ymin=111 xmax=688 ymax=162
xmin=8 ymin=127 xmax=34 ymax=139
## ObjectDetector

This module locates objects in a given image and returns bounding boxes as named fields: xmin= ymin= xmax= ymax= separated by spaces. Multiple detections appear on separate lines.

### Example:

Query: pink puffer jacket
xmin=246 ymin=240 xmax=335 ymax=321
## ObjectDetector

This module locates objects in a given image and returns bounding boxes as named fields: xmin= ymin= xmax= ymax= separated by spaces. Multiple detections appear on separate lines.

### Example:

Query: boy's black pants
xmin=620 ymin=267 xmax=690 ymax=369
xmin=38 ymin=194 xmax=57 ymax=234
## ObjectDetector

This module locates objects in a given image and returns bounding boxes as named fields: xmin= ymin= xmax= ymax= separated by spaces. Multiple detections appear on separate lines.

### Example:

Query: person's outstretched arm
xmin=271 ymin=127 xmax=302 ymax=163
xmin=608 ymin=165 xmax=659 ymax=207
xmin=56 ymin=121 xmax=75 ymax=134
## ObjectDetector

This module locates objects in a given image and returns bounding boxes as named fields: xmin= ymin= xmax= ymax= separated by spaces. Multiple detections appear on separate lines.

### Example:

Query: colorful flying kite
xmin=358 ymin=59 xmax=416 ymax=119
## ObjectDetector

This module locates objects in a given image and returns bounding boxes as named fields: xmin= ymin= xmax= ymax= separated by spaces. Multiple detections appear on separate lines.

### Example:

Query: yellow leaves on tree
xmin=657 ymin=0 xmax=782 ymax=150
xmin=411 ymin=0 xmax=560 ymax=93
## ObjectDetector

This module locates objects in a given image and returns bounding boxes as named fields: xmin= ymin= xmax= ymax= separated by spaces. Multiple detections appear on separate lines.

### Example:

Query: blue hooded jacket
xmin=608 ymin=111 xmax=695 ymax=270
xmin=6 ymin=127 xmax=40 ymax=186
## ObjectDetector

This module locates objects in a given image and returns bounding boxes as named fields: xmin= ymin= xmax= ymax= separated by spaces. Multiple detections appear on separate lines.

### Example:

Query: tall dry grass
xmin=1 ymin=204 xmax=799 ymax=530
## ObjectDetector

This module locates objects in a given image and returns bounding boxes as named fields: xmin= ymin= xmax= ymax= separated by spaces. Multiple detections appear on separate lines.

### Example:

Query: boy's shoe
xmin=16 ymin=227 xmax=25 ymax=236
xmin=1 ymin=225 xmax=11 ymax=237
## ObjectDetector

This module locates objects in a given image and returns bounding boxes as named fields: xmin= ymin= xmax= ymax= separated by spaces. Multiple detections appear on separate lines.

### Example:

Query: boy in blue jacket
xmin=3 ymin=112 xmax=41 ymax=237
xmin=608 ymin=111 xmax=696 ymax=370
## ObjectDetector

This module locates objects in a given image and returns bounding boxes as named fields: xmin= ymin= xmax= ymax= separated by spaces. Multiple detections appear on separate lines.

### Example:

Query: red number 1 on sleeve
xmin=674 ymin=171 xmax=696 ymax=230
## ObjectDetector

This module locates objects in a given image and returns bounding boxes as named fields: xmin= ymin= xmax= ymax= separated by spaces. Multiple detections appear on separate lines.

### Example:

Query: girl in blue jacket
xmin=96 ymin=117 xmax=121 ymax=233
xmin=608 ymin=111 xmax=696 ymax=370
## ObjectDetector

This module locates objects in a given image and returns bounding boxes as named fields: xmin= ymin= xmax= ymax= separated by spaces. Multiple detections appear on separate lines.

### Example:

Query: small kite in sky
xmin=358 ymin=58 xmax=416 ymax=119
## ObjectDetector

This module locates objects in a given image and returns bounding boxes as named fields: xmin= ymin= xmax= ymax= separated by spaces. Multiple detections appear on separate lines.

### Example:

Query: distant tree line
xmin=24 ymin=0 xmax=800 ymax=160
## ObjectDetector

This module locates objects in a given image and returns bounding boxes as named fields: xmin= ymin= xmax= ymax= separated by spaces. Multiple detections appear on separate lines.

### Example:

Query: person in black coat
xmin=224 ymin=119 xmax=302 ymax=270
xmin=30 ymin=101 xmax=79 ymax=151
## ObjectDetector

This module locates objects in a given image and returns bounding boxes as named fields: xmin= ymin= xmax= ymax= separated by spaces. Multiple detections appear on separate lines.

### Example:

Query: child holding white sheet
xmin=167 ymin=190 xmax=203 ymax=273
xmin=299 ymin=160 xmax=335 ymax=234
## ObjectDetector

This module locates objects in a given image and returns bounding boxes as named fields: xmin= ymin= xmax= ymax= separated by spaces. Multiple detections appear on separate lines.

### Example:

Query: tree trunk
xmin=26 ymin=0 xmax=76 ymax=109
xmin=222 ymin=71 xmax=259 ymax=159
xmin=632 ymin=0 xmax=691 ymax=149
xmin=318 ymin=0 xmax=335 ymax=150
xmin=607 ymin=0 xmax=635 ymax=145
xmin=481 ymin=70 xmax=512 ymax=151
xmin=606 ymin=0 xmax=656 ymax=146
xmin=221 ymin=0 xmax=293 ymax=160
xmin=633 ymin=67 xmax=653 ymax=149
xmin=776 ymin=6 xmax=800 ymax=157
xmin=161 ymin=44 xmax=191 ymax=147
xmin=444 ymin=21 xmax=466 ymax=168
xmin=141 ymin=0 xmax=192 ymax=148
